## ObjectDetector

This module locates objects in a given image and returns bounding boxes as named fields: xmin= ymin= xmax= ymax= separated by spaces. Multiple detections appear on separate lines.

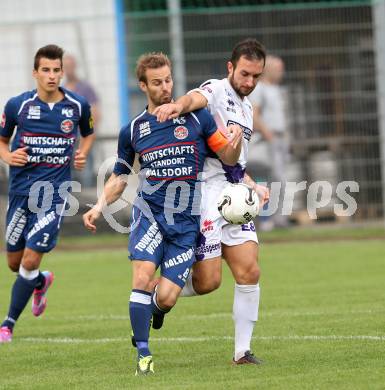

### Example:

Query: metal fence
xmin=0 ymin=1 xmax=383 ymax=226
xmin=125 ymin=1 xmax=384 ymax=222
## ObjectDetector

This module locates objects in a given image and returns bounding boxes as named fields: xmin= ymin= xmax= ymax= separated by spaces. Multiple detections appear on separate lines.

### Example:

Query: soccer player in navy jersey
xmin=0 ymin=44 xmax=95 ymax=343
xmin=83 ymin=52 xmax=242 ymax=375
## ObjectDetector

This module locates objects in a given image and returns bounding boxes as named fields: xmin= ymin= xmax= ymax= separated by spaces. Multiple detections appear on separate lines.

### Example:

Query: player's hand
xmin=252 ymin=183 xmax=270 ymax=207
xmin=83 ymin=207 xmax=101 ymax=233
xmin=6 ymin=146 xmax=29 ymax=166
xmin=153 ymin=102 xmax=183 ymax=123
xmin=226 ymin=124 xmax=243 ymax=149
xmin=74 ymin=149 xmax=87 ymax=170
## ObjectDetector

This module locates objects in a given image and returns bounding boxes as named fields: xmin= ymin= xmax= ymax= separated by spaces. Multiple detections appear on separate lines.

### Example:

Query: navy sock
xmin=151 ymin=290 xmax=170 ymax=316
xmin=1 ymin=275 xmax=38 ymax=330
xmin=35 ymin=272 xmax=46 ymax=290
xmin=129 ymin=289 xmax=152 ymax=357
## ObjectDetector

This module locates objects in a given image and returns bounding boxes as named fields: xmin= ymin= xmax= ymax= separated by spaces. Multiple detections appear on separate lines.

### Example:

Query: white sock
xmin=179 ymin=273 xmax=199 ymax=297
xmin=233 ymin=283 xmax=260 ymax=361
xmin=19 ymin=265 xmax=39 ymax=280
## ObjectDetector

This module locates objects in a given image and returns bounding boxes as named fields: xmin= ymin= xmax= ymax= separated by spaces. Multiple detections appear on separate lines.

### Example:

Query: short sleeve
xmin=193 ymin=108 xmax=228 ymax=153
xmin=188 ymin=79 xmax=221 ymax=109
xmin=78 ymin=100 xmax=94 ymax=137
xmin=113 ymin=125 xmax=136 ymax=176
xmin=0 ymin=99 xmax=18 ymax=138
xmin=194 ymin=108 xmax=217 ymax=138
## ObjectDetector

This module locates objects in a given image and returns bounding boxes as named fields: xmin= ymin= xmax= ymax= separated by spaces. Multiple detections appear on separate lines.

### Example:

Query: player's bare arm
xmin=74 ymin=133 xmax=96 ymax=170
xmin=83 ymin=172 xmax=127 ymax=233
xmin=215 ymin=124 xmax=243 ymax=166
xmin=153 ymin=91 xmax=208 ymax=122
xmin=243 ymin=173 xmax=270 ymax=207
xmin=0 ymin=136 xmax=28 ymax=167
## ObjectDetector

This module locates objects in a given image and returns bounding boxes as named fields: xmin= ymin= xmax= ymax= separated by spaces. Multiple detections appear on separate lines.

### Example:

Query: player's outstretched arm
xmin=74 ymin=133 xmax=96 ymax=170
xmin=0 ymin=136 xmax=28 ymax=167
xmin=83 ymin=173 xmax=127 ymax=233
xmin=215 ymin=124 xmax=243 ymax=166
xmin=153 ymin=92 xmax=208 ymax=122
xmin=243 ymin=173 xmax=270 ymax=207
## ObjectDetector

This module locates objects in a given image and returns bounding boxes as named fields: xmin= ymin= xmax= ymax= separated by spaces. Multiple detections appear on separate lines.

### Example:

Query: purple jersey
xmin=0 ymin=87 xmax=94 ymax=195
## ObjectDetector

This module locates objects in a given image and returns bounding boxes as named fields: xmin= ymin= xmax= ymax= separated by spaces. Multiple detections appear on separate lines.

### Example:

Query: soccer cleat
xmin=32 ymin=271 xmax=54 ymax=317
xmin=135 ymin=355 xmax=154 ymax=376
xmin=232 ymin=351 xmax=263 ymax=365
xmin=0 ymin=326 xmax=13 ymax=343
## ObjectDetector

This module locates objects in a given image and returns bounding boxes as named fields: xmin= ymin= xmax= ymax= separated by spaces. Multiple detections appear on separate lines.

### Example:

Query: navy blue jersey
xmin=113 ymin=108 xmax=226 ymax=216
xmin=0 ymin=87 xmax=94 ymax=195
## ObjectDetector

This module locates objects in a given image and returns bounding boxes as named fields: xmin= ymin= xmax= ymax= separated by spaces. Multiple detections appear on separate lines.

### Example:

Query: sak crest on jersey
xmin=61 ymin=119 xmax=74 ymax=133
xmin=174 ymin=126 xmax=188 ymax=140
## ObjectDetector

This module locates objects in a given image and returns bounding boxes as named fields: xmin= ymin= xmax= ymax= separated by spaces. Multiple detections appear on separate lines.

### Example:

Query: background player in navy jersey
xmin=0 ymin=44 xmax=95 ymax=343
xmin=83 ymin=52 xmax=242 ymax=375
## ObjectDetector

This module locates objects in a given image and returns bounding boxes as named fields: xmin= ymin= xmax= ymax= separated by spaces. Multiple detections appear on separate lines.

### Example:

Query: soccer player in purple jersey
xmin=0 ymin=45 xmax=95 ymax=343
xmin=83 ymin=52 xmax=242 ymax=375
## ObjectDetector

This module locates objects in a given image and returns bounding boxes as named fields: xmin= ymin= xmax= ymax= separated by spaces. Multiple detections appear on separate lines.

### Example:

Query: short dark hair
xmin=230 ymin=38 xmax=266 ymax=68
xmin=136 ymin=52 xmax=171 ymax=83
xmin=34 ymin=44 xmax=64 ymax=70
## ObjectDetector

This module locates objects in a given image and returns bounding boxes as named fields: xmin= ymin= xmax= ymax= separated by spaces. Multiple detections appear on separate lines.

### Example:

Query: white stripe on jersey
xmin=65 ymin=93 xmax=82 ymax=116
xmin=190 ymin=112 xmax=200 ymax=125
xmin=17 ymin=93 xmax=38 ymax=115
xmin=130 ymin=109 xmax=147 ymax=142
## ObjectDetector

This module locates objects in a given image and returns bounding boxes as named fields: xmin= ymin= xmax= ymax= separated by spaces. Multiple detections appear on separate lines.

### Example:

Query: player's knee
xmin=157 ymin=292 xmax=178 ymax=310
xmin=194 ymin=273 xmax=221 ymax=294
xmin=7 ymin=260 xmax=19 ymax=272
xmin=7 ymin=252 xmax=22 ymax=272
xmin=249 ymin=265 xmax=261 ymax=284
xmin=21 ymin=255 xmax=40 ymax=271
xmin=133 ymin=271 xmax=152 ymax=291
xmin=235 ymin=263 xmax=260 ymax=285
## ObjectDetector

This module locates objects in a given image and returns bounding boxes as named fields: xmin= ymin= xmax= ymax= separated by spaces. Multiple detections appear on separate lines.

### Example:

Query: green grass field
xmin=0 ymin=229 xmax=384 ymax=389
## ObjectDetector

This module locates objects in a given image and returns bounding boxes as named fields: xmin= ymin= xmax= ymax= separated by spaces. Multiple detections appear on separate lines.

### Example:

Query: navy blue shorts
xmin=5 ymin=194 xmax=67 ymax=253
xmin=128 ymin=206 xmax=199 ymax=288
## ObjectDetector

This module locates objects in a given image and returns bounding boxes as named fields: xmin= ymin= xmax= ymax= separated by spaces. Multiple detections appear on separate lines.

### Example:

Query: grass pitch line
xmin=69 ymin=308 xmax=384 ymax=322
xmin=19 ymin=335 xmax=385 ymax=344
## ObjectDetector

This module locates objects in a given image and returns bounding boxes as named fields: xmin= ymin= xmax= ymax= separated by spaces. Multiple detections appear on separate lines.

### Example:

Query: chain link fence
xmin=0 ymin=1 xmax=383 ymax=228
xmin=126 ymin=1 xmax=383 ymax=222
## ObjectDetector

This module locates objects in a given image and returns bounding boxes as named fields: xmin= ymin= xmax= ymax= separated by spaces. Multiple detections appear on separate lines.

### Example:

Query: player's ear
xmin=227 ymin=61 xmax=234 ymax=75
xmin=138 ymin=81 xmax=147 ymax=93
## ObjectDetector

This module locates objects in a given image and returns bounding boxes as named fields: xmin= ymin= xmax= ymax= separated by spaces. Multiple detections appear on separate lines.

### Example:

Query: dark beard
xmin=152 ymin=94 xmax=172 ymax=107
xmin=159 ymin=95 xmax=172 ymax=105
xmin=229 ymin=74 xmax=253 ymax=98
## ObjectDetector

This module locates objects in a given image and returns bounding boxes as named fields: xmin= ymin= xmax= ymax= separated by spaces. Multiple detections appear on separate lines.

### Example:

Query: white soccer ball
xmin=217 ymin=183 xmax=259 ymax=224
